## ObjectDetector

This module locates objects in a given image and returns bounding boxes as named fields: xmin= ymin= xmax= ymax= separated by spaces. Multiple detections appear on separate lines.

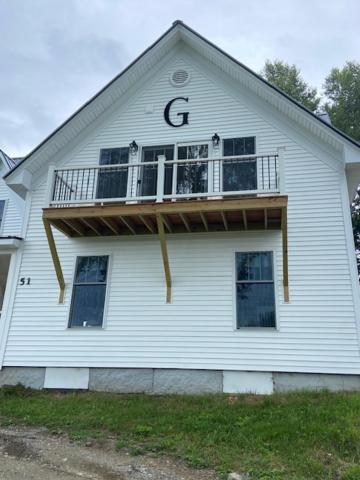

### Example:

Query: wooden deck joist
xmin=42 ymin=196 xmax=289 ymax=303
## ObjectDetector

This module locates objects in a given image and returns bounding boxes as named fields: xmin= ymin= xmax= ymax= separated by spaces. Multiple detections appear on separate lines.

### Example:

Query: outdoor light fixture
xmin=212 ymin=133 xmax=220 ymax=147
xmin=129 ymin=140 xmax=138 ymax=154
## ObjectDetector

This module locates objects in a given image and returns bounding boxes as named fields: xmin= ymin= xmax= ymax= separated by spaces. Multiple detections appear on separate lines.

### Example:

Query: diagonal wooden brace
xmin=156 ymin=214 xmax=172 ymax=303
xmin=43 ymin=218 xmax=65 ymax=303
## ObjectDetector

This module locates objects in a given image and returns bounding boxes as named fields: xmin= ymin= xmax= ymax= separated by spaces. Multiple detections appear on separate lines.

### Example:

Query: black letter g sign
xmin=164 ymin=97 xmax=189 ymax=127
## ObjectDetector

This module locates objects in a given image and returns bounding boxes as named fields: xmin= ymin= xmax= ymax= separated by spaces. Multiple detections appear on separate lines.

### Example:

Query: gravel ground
xmin=0 ymin=425 xmax=216 ymax=480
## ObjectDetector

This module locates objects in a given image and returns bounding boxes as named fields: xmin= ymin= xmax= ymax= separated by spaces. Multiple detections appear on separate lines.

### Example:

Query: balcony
xmin=42 ymin=153 xmax=288 ymax=304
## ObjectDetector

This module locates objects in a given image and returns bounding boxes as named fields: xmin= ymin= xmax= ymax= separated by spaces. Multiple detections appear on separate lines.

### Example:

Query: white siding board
xmin=3 ymin=51 xmax=360 ymax=374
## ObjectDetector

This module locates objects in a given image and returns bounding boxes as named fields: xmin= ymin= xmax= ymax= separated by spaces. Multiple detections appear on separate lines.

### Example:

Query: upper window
xmin=100 ymin=148 xmax=129 ymax=165
xmin=236 ymin=252 xmax=276 ymax=328
xmin=69 ymin=256 xmax=109 ymax=328
xmin=0 ymin=201 xmax=5 ymax=230
xmin=97 ymin=148 xmax=130 ymax=199
xmin=223 ymin=137 xmax=255 ymax=157
xmin=222 ymin=137 xmax=256 ymax=192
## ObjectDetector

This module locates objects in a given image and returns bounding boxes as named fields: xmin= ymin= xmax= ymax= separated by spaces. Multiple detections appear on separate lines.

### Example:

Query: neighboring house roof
xmin=4 ymin=20 xmax=360 ymax=180
xmin=0 ymin=149 xmax=23 ymax=170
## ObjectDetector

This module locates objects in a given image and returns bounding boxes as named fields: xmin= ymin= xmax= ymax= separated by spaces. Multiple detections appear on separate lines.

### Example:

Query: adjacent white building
xmin=0 ymin=21 xmax=360 ymax=394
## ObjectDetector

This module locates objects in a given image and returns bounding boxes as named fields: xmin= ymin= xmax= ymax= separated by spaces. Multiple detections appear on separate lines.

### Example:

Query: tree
xmin=261 ymin=60 xmax=320 ymax=112
xmin=323 ymin=61 xmax=360 ymax=141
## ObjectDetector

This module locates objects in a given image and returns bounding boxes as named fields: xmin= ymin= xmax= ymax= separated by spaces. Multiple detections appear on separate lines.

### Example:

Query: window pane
xmin=187 ymin=144 xmax=208 ymax=159
xmin=234 ymin=138 xmax=245 ymax=156
xmin=244 ymin=137 xmax=255 ymax=154
xmin=75 ymin=256 xmax=108 ymax=284
xmin=178 ymin=146 xmax=187 ymax=160
xmin=223 ymin=159 xmax=257 ymax=191
xmin=100 ymin=148 xmax=129 ymax=165
xmin=223 ymin=139 xmax=234 ymax=157
xmin=260 ymin=252 xmax=273 ymax=281
xmin=69 ymin=284 xmax=106 ymax=327
xmin=223 ymin=137 xmax=255 ymax=157
xmin=237 ymin=283 xmax=275 ymax=328
xmin=237 ymin=252 xmax=273 ymax=281
xmin=176 ymin=164 xmax=208 ymax=194
xmin=178 ymin=144 xmax=208 ymax=160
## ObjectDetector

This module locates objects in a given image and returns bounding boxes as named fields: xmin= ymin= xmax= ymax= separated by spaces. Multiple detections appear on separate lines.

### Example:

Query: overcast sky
xmin=1 ymin=0 xmax=359 ymax=157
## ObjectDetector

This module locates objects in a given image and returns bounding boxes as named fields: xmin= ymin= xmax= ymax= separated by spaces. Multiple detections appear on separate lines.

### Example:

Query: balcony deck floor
xmin=43 ymin=195 xmax=287 ymax=237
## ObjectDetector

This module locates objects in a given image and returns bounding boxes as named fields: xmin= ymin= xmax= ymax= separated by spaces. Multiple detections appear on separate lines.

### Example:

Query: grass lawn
xmin=0 ymin=387 xmax=360 ymax=479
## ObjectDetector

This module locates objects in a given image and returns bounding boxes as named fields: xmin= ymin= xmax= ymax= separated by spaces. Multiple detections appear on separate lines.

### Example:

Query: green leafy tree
xmin=261 ymin=60 xmax=320 ymax=112
xmin=323 ymin=61 xmax=360 ymax=141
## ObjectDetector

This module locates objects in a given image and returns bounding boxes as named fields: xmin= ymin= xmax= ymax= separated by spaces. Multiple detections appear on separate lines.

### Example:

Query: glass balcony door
xmin=139 ymin=145 xmax=174 ymax=197
xmin=176 ymin=144 xmax=208 ymax=195
xmin=97 ymin=148 xmax=129 ymax=199
xmin=222 ymin=137 xmax=257 ymax=192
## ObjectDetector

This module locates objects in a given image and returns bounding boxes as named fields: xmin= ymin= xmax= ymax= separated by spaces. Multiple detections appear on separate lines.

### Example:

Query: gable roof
xmin=0 ymin=149 xmax=23 ymax=171
xmin=5 ymin=20 xmax=359 ymax=179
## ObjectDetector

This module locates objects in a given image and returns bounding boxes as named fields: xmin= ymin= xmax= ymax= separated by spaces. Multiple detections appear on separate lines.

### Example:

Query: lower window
xmin=236 ymin=252 xmax=276 ymax=328
xmin=69 ymin=256 xmax=109 ymax=328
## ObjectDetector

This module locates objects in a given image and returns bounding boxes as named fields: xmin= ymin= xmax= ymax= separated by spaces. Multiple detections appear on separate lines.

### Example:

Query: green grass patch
xmin=0 ymin=385 xmax=360 ymax=479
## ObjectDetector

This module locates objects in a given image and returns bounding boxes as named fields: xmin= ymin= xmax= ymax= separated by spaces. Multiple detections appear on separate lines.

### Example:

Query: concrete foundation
xmin=273 ymin=372 xmax=360 ymax=392
xmin=89 ymin=368 xmax=153 ymax=393
xmin=153 ymin=369 xmax=222 ymax=394
xmin=1 ymin=367 xmax=360 ymax=394
xmin=0 ymin=367 xmax=45 ymax=389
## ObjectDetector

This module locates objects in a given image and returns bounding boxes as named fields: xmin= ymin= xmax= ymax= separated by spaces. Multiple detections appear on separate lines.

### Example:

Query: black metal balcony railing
xmin=47 ymin=154 xmax=280 ymax=206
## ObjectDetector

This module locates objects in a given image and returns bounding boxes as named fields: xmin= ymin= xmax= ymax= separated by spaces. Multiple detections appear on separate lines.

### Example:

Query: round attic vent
xmin=170 ymin=69 xmax=190 ymax=87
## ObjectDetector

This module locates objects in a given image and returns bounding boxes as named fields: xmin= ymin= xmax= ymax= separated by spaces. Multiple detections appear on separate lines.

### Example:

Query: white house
xmin=0 ymin=21 xmax=360 ymax=394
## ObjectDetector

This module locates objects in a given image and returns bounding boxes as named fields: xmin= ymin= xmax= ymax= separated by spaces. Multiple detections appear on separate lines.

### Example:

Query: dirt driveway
xmin=0 ymin=425 xmax=216 ymax=480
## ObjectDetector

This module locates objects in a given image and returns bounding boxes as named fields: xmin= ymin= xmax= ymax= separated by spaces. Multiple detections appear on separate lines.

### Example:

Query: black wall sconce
xmin=212 ymin=133 xmax=220 ymax=148
xmin=129 ymin=140 xmax=138 ymax=154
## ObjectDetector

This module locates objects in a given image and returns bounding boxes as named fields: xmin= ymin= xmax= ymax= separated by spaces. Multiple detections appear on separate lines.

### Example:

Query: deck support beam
xmin=156 ymin=214 xmax=172 ymax=303
xmin=43 ymin=218 xmax=65 ymax=304
xmin=281 ymin=206 xmax=289 ymax=303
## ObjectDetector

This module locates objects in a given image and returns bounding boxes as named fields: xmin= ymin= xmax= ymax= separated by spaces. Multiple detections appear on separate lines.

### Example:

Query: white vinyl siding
xmin=0 ymin=168 xmax=23 ymax=237
xmin=3 ymin=51 xmax=360 ymax=374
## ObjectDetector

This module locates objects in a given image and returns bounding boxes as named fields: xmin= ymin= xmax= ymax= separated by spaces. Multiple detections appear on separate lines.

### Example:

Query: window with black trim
xmin=97 ymin=148 xmax=129 ymax=199
xmin=236 ymin=252 xmax=276 ymax=328
xmin=69 ymin=256 xmax=109 ymax=328
xmin=223 ymin=137 xmax=256 ymax=191
xmin=0 ymin=201 xmax=5 ymax=229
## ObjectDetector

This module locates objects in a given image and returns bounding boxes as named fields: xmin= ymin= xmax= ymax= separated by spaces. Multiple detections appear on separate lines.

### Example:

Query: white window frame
xmin=66 ymin=253 xmax=112 ymax=330
xmin=232 ymin=248 xmax=279 ymax=331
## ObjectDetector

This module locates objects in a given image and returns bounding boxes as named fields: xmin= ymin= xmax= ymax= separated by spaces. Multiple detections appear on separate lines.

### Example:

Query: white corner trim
xmin=339 ymin=174 xmax=360 ymax=350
